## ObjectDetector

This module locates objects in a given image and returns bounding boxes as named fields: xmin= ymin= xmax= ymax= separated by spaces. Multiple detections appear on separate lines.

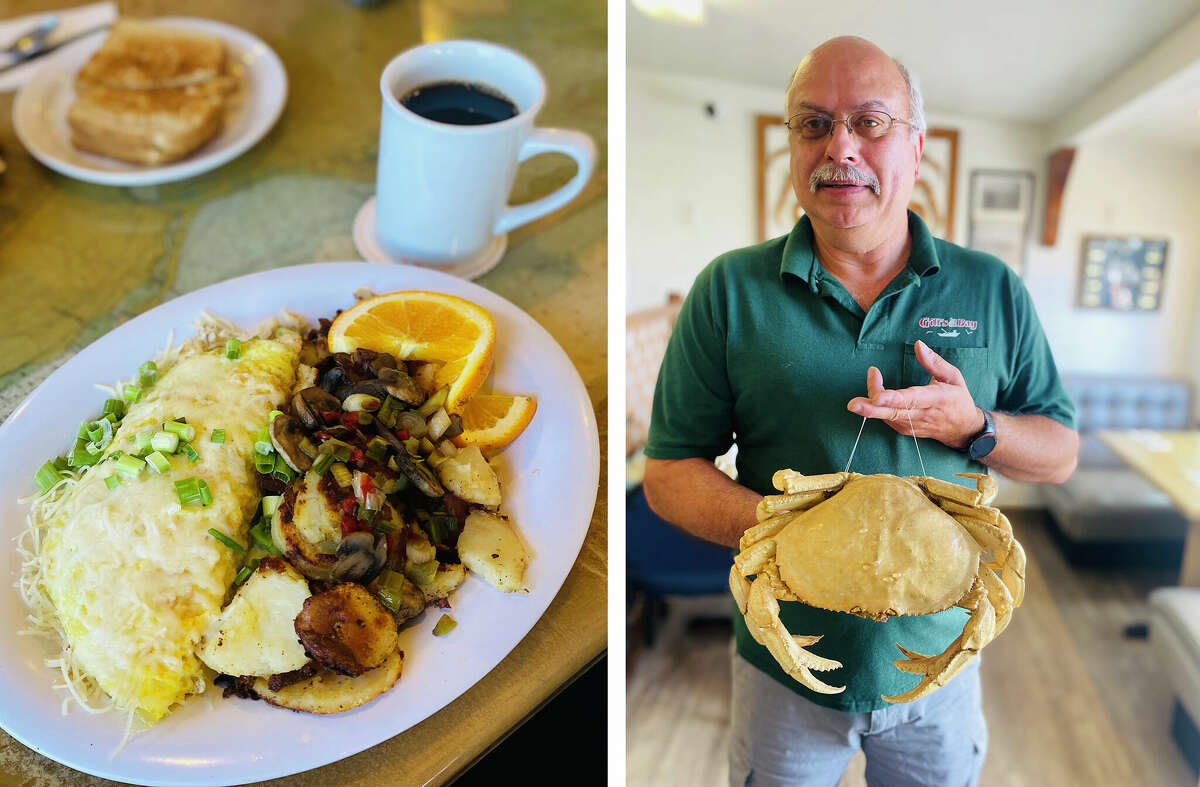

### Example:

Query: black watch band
xmin=966 ymin=409 xmax=997 ymax=461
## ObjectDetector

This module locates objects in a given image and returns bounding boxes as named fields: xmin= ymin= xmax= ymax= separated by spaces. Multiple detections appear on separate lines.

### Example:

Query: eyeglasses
xmin=784 ymin=110 xmax=915 ymax=141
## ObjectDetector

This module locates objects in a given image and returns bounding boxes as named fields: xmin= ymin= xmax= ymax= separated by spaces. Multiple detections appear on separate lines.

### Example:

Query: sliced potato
xmin=436 ymin=443 xmax=501 ymax=507
xmin=272 ymin=471 xmax=340 ymax=580
xmin=294 ymin=583 xmax=399 ymax=677
xmin=409 ymin=561 xmax=467 ymax=603
xmin=199 ymin=558 xmax=312 ymax=677
xmin=458 ymin=510 xmax=529 ymax=593
xmin=251 ymin=648 xmax=403 ymax=714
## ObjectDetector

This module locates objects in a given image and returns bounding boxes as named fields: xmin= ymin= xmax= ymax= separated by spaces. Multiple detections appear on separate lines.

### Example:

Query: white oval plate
xmin=12 ymin=17 xmax=288 ymax=186
xmin=0 ymin=263 xmax=599 ymax=785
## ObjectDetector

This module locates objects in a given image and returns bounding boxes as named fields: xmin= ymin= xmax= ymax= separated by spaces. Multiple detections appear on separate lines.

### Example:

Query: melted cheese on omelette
xmin=39 ymin=334 xmax=299 ymax=722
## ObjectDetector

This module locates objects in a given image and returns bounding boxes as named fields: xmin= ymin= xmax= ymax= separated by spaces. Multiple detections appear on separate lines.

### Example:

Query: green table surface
xmin=0 ymin=0 xmax=607 ymax=783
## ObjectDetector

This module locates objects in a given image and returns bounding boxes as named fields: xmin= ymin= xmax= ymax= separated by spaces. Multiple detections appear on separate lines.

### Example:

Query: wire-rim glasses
xmin=784 ymin=110 xmax=914 ymax=141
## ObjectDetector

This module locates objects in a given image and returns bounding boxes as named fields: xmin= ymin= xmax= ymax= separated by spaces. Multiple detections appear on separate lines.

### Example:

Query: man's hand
xmin=846 ymin=340 xmax=984 ymax=450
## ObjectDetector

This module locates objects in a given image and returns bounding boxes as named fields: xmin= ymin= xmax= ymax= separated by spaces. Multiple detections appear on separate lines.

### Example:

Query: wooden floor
xmin=626 ymin=511 xmax=1194 ymax=787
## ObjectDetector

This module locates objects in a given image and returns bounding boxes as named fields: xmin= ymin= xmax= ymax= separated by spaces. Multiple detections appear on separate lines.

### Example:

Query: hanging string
xmin=843 ymin=400 xmax=927 ymax=477
xmin=843 ymin=415 xmax=868 ymax=473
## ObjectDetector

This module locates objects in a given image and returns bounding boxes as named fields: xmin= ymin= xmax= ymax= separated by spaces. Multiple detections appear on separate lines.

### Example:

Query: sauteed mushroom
xmin=331 ymin=532 xmax=388 ymax=583
xmin=374 ymin=424 xmax=445 ymax=498
xmin=293 ymin=387 xmax=341 ymax=431
xmin=269 ymin=414 xmax=313 ymax=472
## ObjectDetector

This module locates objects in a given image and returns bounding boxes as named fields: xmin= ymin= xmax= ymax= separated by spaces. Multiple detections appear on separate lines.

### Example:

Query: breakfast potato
xmin=252 ymin=649 xmax=403 ymax=714
xmin=199 ymin=558 xmax=312 ymax=678
xmin=457 ymin=510 xmax=529 ymax=593
xmin=436 ymin=444 xmax=501 ymax=508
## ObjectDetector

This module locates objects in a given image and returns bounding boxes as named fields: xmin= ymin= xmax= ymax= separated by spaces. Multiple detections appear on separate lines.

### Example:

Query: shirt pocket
xmin=902 ymin=345 xmax=997 ymax=408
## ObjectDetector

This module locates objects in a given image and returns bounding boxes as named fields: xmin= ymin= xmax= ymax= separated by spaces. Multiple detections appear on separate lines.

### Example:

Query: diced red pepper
xmin=341 ymin=412 xmax=359 ymax=430
xmin=316 ymin=431 xmax=332 ymax=441
xmin=320 ymin=410 xmax=340 ymax=425
xmin=359 ymin=473 xmax=375 ymax=493
xmin=350 ymin=447 xmax=365 ymax=465
xmin=340 ymin=497 xmax=358 ymax=514
xmin=396 ymin=429 xmax=410 ymax=440
xmin=340 ymin=515 xmax=361 ymax=536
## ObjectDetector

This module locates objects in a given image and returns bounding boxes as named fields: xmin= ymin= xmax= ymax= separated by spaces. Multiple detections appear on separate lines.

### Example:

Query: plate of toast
xmin=13 ymin=17 xmax=287 ymax=186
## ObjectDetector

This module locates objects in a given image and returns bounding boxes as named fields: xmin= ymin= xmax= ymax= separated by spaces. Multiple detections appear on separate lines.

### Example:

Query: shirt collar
xmin=779 ymin=210 xmax=941 ymax=292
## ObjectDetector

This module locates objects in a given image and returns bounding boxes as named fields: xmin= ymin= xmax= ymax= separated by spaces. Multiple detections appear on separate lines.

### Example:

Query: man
xmin=641 ymin=36 xmax=1078 ymax=787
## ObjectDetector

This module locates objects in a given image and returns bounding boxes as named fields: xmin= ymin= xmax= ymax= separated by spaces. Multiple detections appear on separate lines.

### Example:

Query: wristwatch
xmin=966 ymin=409 xmax=997 ymax=461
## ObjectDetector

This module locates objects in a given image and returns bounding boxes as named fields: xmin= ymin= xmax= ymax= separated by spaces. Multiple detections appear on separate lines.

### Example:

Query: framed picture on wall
xmin=755 ymin=116 xmax=959 ymax=242
xmin=967 ymin=169 xmax=1035 ymax=276
xmin=1077 ymin=236 xmax=1168 ymax=310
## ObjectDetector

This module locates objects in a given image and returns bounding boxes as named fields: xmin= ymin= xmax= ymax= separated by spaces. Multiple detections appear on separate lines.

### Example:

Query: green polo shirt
xmin=644 ymin=211 xmax=1075 ymax=711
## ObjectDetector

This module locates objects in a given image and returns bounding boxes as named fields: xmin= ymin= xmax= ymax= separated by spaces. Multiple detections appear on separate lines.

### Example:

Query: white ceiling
xmin=627 ymin=0 xmax=1200 ymax=139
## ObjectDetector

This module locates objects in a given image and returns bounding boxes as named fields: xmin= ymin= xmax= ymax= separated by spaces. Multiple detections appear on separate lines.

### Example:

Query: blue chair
xmin=626 ymin=484 xmax=734 ymax=646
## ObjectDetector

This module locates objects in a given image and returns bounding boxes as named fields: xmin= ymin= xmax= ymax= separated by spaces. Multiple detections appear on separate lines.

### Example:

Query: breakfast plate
xmin=0 ymin=262 xmax=599 ymax=785
xmin=12 ymin=17 xmax=288 ymax=187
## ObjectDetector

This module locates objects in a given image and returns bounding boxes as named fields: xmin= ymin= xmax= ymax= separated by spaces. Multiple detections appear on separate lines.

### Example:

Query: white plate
xmin=12 ymin=18 xmax=288 ymax=186
xmin=0 ymin=263 xmax=599 ymax=785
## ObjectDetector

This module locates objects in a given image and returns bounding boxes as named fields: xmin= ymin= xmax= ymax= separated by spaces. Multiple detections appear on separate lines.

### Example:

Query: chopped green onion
xmin=271 ymin=454 xmax=295 ymax=483
xmin=198 ymin=479 xmax=213 ymax=506
xmin=101 ymin=399 xmax=125 ymax=419
xmin=373 ymin=517 xmax=397 ymax=534
xmin=207 ymin=528 xmax=245 ymax=553
xmin=68 ymin=442 xmax=102 ymax=468
xmin=365 ymin=437 xmax=389 ymax=463
xmin=76 ymin=422 xmax=90 ymax=440
xmin=403 ymin=437 xmax=420 ymax=457
xmin=330 ymin=463 xmax=352 ymax=488
xmin=52 ymin=456 xmax=69 ymax=472
xmin=417 ymin=387 xmax=449 ymax=418
xmin=224 ymin=338 xmax=243 ymax=360
xmin=253 ymin=452 xmax=275 ymax=474
xmin=35 ymin=461 xmax=65 ymax=493
xmin=261 ymin=495 xmax=282 ymax=517
xmin=358 ymin=505 xmax=380 ymax=527
xmin=163 ymin=421 xmax=196 ymax=442
xmin=135 ymin=428 xmax=154 ymax=456
xmin=390 ymin=474 xmax=409 ymax=493
xmin=432 ymin=613 xmax=457 ymax=636
xmin=250 ymin=523 xmax=280 ymax=556
xmin=310 ymin=451 xmax=335 ymax=476
xmin=323 ymin=438 xmax=353 ymax=462
xmin=175 ymin=477 xmax=200 ymax=504
xmin=123 ymin=384 xmax=142 ymax=403
xmin=268 ymin=409 xmax=284 ymax=422
xmin=233 ymin=565 xmax=253 ymax=586
xmin=114 ymin=454 xmax=145 ymax=478
xmin=209 ymin=428 xmax=226 ymax=444
xmin=145 ymin=451 xmax=170 ymax=474
xmin=179 ymin=441 xmax=200 ymax=463
xmin=138 ymin=361 xmax=158 ymax=386
xmin=151 ymin=431 xmax=179 ymax=454
xmin=104 ymin=475 xmax=120 ymax=491
xmin=83 ymin=441 xmax=104 ymax=457
xmin=377 ymin=396 xmax=400 ymax=428
xmin=255 ymin=426 xmax=273 ymax=455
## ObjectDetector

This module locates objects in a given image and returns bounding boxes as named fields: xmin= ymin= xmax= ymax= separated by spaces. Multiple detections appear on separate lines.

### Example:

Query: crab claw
xmin=746 ymin=576 xmax=844 ymax=694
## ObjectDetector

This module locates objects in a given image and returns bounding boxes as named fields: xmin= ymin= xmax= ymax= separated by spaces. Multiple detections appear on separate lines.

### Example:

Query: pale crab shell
xmin=776 ymin=474 xmax=981 ymax=619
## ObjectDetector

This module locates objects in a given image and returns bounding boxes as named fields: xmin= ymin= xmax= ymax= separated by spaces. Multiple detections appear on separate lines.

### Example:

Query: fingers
xmin=915 ymin=340 xmax=965 ymax=386
xmin=866 ymin=366 xmax=885 ymax=400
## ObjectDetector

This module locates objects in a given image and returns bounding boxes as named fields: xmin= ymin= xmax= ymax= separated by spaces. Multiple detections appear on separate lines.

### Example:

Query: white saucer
xmin=353 ymin=196 xmax=507 ymax=280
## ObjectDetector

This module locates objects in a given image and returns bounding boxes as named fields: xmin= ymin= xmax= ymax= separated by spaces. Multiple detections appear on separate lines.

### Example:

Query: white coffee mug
xmin=376 ymin=40 xmax=596 ymax=264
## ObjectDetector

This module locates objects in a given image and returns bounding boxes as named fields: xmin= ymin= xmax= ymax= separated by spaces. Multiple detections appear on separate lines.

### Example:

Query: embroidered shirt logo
xmin=918 ymin=316 xmax=978 ymax=338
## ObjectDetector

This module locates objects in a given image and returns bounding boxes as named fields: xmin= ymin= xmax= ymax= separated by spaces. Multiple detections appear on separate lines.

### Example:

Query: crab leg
xmin=745 ymin=574 xmax=844 ymax=694
xmin=977 ymin=564 xmax=1015 ymax=636
xmin=730 ymin=538 xmax=776 ymax=614
xmin=955 ymin=472 xmax=998 ymax=506
xmin=756 ymin=490 xmax=827 ymax=521
xmin=952 ymin=514 xmax=1014 ymax=568
xmin=881 ymin=576 xmax=996 ymax=704
xmin=771 ymin=470 xmax=850 ymax=494
xmin=740 ymin=512 xmax=793 ymax=549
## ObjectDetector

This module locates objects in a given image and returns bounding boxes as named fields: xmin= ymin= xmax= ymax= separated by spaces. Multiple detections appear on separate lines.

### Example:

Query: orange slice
xmin=452 ymin=393 xmax=537 ymax=455
xmin=327 ymin=291 xmax=495 ymax=411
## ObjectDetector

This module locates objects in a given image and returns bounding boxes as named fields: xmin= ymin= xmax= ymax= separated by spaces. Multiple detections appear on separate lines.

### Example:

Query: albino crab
xmin=729 ymin=470 xmax=1025 ymax=704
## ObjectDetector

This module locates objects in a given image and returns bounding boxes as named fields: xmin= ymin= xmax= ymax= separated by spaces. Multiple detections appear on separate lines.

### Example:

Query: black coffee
xmin=400 ymin=81 xmax=518 ymax=126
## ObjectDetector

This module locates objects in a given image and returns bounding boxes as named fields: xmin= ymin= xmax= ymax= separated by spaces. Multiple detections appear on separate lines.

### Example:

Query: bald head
xmin=786 ymin=37 xmax=925 ymax=139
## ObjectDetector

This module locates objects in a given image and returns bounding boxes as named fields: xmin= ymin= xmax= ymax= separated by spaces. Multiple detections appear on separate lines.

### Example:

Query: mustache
xmin=809 ymin=162 xmax=881 ymax=195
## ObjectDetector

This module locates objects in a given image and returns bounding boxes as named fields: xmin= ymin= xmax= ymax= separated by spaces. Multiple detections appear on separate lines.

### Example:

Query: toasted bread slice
xmin=67 ymin=78 xmax=232 ymax=164
xmin=76 ymin=19 xmax=225 ymax=91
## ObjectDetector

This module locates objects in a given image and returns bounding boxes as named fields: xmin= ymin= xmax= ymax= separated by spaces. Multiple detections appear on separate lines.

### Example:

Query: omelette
xmin=36 ymin=333 xmax=300 ymax=723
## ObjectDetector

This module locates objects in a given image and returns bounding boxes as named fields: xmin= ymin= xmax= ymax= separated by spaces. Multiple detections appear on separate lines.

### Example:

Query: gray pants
xmin=729 ymin=653 xmax=987 ymax=787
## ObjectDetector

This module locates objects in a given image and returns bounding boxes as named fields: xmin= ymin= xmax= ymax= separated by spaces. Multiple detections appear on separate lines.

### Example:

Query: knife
xmin=0 ymin=23 xmax=111 ymax=74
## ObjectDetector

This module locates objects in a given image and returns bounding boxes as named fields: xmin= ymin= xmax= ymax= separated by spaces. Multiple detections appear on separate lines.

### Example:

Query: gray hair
xmin=785 ymin=54 xmax=927 ymax=141
xmin=892 ymin=57 xmax=926 ymax=140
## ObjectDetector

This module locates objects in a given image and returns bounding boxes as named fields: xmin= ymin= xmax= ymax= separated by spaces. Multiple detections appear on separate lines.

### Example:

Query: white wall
xmin=627 ymin=65 xmax=1200 ymax=390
